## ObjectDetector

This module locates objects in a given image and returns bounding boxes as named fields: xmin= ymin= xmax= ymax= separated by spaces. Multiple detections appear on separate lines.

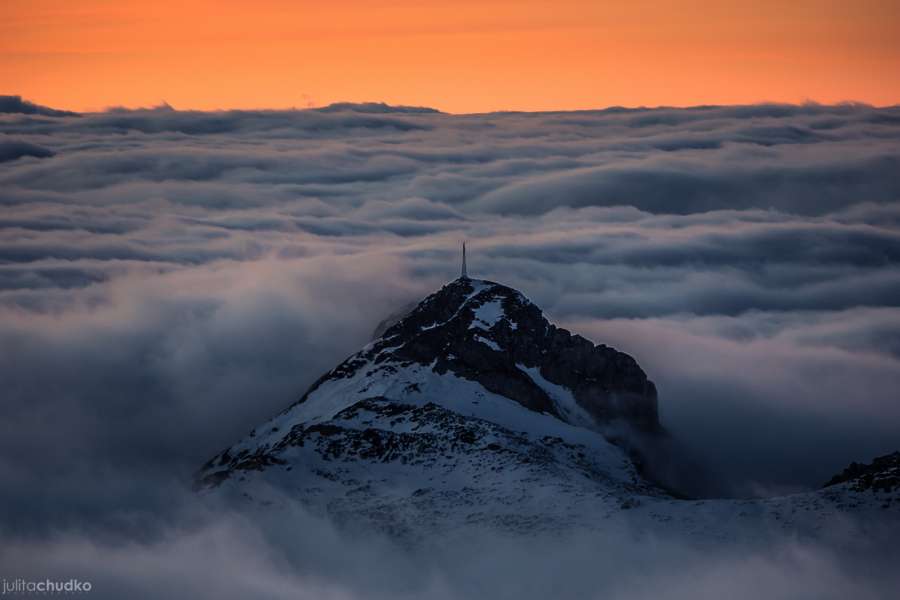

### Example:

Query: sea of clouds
xmin=1 ymin=96 xmax=899 ymax=598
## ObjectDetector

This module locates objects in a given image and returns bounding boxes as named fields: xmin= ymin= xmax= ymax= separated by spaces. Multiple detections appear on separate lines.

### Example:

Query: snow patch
xmin=475 ymin=335 xmax=502 ymax=351
xmin=517 ymin=364 xmax=594 ymax=428
xmin=470 ymin=299 xmax=504 ymax=331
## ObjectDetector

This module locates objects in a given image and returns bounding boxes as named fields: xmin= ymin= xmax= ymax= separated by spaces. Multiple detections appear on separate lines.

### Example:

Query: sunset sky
xmin=3 ymin=0 xmax=899 ymax=113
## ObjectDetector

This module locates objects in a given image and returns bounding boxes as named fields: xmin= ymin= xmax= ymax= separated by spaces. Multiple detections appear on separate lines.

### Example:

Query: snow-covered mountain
xmin=197 ymin=278 xmax=899 ymax=541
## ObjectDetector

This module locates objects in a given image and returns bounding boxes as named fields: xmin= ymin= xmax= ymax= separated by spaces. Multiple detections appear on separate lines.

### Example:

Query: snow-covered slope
xmin=196 ymin=278 xmax=900 ymax=541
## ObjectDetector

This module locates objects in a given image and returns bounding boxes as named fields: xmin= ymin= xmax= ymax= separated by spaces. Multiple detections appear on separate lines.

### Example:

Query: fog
xmin=3 ymin=493 xmax=898 ymax=600
xmin=1 ymin=96 xmax=899 ymax=596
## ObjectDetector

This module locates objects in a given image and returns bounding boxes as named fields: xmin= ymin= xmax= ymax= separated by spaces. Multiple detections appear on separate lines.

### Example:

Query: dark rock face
xmin=298 ymin=278 xmax=660 ymax=433
xmin=824 ymin=451 xmax=900 ymax=493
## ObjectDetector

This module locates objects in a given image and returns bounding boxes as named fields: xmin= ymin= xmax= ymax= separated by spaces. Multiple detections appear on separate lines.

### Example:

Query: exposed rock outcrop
xmin=825 ymin=451 xmax=900 ymax=493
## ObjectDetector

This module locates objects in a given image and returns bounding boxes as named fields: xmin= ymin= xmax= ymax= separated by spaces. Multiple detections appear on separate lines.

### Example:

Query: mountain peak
xmin=373 ymin=277 xmax=659 ymax=431
xmin=212 ymin=277 xmax=659 ymax=471
xmin=195 ymin=278 xmax=667 ymax=528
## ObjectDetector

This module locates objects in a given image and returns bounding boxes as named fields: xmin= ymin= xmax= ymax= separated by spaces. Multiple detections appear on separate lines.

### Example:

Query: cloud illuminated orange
xmin=2 ymin=0 xmax=899 ymax=113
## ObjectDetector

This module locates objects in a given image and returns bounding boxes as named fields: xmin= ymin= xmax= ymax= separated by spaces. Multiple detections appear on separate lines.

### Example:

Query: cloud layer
xmin=1 ymin=100 xmax=899 ymax=596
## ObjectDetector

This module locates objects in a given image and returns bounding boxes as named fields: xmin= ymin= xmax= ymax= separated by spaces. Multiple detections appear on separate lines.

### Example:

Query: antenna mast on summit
xmin=461 ymin=242 xmax=468 ymax=279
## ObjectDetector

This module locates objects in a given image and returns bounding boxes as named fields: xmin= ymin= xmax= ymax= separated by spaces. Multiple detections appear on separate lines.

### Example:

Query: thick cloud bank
xmin=1 ymin=100 xmax=899 ymax=596
xmin=3 ymin=498 xmax=898 ymax=600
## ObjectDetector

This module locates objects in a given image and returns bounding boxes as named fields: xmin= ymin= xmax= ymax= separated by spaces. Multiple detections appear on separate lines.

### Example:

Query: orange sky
xmin=2 ymin=0 xmax=899 ymax=113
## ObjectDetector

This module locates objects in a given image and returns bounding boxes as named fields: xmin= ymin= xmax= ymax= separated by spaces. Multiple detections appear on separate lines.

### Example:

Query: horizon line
xmin=4 ymin=94 xmax=899 ymax=117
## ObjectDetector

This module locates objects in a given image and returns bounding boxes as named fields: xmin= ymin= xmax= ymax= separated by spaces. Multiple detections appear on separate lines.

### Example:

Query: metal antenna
xmin=461 ymin=241 xmax=468 ymax=279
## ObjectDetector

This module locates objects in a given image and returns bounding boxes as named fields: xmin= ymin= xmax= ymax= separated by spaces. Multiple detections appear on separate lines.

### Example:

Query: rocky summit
xmin=196 ymin=278 xmax=900 ymax=540
xmin=303 ymin=277 xmax=657 ymax=433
